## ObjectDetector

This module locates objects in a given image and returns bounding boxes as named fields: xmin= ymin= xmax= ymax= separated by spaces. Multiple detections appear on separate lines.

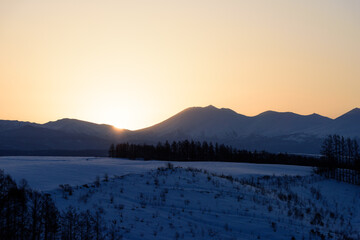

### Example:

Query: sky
xmin=1 ymin=0 xmax=359 ymax=130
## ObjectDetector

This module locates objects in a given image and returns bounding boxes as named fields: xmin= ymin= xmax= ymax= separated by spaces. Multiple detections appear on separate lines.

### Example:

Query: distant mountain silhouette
xmin=43 ymin=118 xmax=123 ymax=139
xmin=125 ymin=105 xmax=359 ymax=154
xmin=0 ymin=120 xmax=40 ymax=132
xmin=0 ymin=119 xmax=124 ymax=156
xmin=0 ymin=106 xmax=359 ymax=155
xmin=242 ymin=111 xmax=332 ymax=137
xmin=332 ymin=108 xmax=360 ymax=136
xmin=132 ymin=105 xmax=248 ymax=140
xmin=0 ymin=125 xmax=109 ymax=150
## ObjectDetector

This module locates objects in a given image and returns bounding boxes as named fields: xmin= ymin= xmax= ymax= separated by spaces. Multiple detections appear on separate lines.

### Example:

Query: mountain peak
xmin=308 ymin=113 xmax=330 ymax=120
xmin=184 ymin=105 xmax=237 ymax=115
xmin=204 ymin=105 xmax=217 ymax=109
xmin=336 ymin=107 xmax=360 ymax=120
xmin=47 ymin=118 xmax=89 ymax=124
xmin=348 ymin=107 xmax=360 ymax=114
xmin=256 ymin=110 xmax=297 ymax=118
xmin=257 ymin=110 xmax=278 ymax=116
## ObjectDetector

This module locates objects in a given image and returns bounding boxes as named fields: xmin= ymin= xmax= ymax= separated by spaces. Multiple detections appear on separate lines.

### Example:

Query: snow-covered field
xmin=1 ymin=156 xmax=359 ymax=239
xmin=0 ymin=156 xmax=311 ymax=191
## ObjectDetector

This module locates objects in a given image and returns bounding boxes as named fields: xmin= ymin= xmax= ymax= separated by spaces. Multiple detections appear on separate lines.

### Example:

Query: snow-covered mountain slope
xmin=247 ymin=111 xmax=332 ymax=137
xmin=126 ymin=106 xmax=360 ymax=153
xmin=135 ymin=105 xmax=249 ymax=139
xmin=132 ymin=105 xmax=334 ymax=139
xmin=0 ymin=106 xmax=359 ymax=154
xmin=134 ymin=105 xmax=360 ymax=139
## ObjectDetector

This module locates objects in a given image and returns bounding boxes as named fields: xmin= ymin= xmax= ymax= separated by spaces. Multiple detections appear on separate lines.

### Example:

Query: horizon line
xmin=1 ymin=105 xmax=359 ymax=131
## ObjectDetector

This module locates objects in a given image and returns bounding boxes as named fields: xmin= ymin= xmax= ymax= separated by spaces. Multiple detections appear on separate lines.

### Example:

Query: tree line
xmin=319 ymin=134 xmax=360 ymax=169
xmin=317 ymin=135 xmax=360 ymax=184
xmin=0 ymin=170 xmax=116 ymax=240
xmin=109 ymin=140 xmax=319 ymax=166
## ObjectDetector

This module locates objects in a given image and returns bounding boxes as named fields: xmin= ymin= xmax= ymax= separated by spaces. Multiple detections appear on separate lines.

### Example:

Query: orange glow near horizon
xmin=1 ymin=0 xmax=360 ymax=130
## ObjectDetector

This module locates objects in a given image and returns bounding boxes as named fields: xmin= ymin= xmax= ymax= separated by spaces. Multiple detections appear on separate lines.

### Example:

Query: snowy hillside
xmin=0 ymin=156 xmax=359 ymax=239
xmin=51 ymin=166 xmax=360 ymax=240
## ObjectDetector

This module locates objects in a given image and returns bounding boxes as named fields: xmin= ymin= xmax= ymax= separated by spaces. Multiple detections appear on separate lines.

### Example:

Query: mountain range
xmin=1 ymin=105 xmax=359 ymax=156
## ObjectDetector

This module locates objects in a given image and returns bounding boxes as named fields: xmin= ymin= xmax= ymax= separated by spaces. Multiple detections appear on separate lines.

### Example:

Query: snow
xmin=0 ymin=156 xmax=311 ymax=191
xmin=52 ymin=166 xmax=360 ymax=239
xmin=0 ymin=156 xmax=359 ymax=239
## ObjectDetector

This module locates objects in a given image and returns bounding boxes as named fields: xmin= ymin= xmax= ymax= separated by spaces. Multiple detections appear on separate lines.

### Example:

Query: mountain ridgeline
xmin=0 ymin=106 xmax=359 ymax=156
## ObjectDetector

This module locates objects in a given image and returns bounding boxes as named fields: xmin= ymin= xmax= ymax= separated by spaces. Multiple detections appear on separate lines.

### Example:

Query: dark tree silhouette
xmin=0 ymin=170 xmax=118 ymax=240
xmin=109 ymin=140 xmax=319 ymax=166
xmin=318 ymin=134 xmax=360 ymax=184
xmin=108 ymin=144 xmax=115 ymax=158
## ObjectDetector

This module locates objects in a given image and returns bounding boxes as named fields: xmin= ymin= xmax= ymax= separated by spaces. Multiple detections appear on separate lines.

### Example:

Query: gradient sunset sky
xmin=1 ymin=0 xmax=359 ymax=130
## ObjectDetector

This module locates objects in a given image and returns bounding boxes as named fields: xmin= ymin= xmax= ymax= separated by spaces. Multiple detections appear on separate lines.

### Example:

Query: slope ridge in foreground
xmin=51 ymin=166 xmax=359 ymax=240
